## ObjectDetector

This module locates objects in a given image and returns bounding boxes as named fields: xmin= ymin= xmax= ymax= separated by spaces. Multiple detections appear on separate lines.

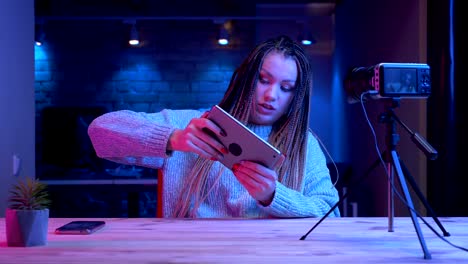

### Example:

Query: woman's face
xmin=249 ymin=51 xmax=298 ymax=125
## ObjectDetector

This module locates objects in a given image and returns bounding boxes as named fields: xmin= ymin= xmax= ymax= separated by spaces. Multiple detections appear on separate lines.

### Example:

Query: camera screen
xmin=383 ymin=68 xmax=418 ymax=94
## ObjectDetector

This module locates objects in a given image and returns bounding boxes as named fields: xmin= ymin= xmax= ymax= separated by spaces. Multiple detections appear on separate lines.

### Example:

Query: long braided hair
xmin=173 ymin=35 xmax=313 ymax=217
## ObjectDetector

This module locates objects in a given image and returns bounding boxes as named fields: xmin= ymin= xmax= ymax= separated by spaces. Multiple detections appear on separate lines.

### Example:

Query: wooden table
xmin=0 ymin=217 xmax=467 ymax=263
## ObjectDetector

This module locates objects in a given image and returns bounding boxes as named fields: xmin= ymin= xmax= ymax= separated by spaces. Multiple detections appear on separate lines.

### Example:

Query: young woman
xmin=88 ymin=35 xmax=341 ymax=218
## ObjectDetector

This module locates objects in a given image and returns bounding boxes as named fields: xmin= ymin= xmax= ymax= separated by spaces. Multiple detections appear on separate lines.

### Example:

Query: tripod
xmin=379 ymin=99 xmax=448 ymax=237
xmin=301 ymin=99 xmax=449 ymax=260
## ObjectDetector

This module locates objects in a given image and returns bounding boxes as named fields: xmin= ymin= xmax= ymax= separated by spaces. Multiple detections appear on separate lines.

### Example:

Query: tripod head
xmin=379 ymin=99 xmax=438 ymax=160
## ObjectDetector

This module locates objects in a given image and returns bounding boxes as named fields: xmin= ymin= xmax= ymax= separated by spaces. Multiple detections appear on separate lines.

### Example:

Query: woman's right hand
xmin=167 ymin=113 xmax=228 ymax=160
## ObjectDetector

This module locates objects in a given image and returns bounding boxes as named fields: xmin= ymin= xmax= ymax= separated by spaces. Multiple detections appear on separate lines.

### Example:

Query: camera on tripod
xmin=344 ymin=63 xmax=431 ymax=103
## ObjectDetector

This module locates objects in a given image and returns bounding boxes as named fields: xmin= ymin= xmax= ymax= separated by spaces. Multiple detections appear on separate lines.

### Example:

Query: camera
xmin=344 ymin=63 xmax=431 ymax=103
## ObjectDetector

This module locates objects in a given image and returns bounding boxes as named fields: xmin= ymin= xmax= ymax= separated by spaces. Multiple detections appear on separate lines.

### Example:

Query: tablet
xmin=205 ymin=105 xmax=283 ymax=170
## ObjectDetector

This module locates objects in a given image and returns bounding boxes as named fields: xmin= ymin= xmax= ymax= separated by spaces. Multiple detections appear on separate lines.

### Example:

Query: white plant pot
xmin=5 ymin=208 xmax=49 ymax=247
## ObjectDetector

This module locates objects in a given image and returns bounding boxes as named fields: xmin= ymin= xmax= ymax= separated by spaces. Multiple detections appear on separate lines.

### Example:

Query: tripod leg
xmin=391 ymin=150 xmax=431 ymax=259
xmin=363 ymin=150 xmax=395 ymax=232
xmin=363 ymin=154 xmax=395 ymax=232
xmin=355 ymin=150 xmax=395 ymax=231
xmin=300 ymin=156 xmax=382 ymax=240
xmin=399 ymin=159 xmax=451 ymax=236
xmin=300 ymin=188 xmax=349 ymax=240
xmin=387 ymin=161 xmax=394 ymax=232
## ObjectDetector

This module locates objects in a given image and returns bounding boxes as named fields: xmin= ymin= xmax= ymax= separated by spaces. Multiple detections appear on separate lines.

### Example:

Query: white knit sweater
xmin=88 ymin=109 xmax=341 ymax=218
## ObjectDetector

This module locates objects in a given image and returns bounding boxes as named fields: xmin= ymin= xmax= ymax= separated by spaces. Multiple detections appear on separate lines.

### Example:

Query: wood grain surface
xmin=0 ymin=217 xmax=467 ymax=263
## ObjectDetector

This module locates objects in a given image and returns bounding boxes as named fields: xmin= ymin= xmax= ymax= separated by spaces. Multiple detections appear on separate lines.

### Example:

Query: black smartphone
xmin=55 ymin=221 xmax=106 ymax=235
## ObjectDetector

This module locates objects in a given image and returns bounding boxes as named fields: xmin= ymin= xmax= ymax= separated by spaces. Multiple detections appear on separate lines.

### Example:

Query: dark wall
xmin=0 ymin=0 xmax=35 ymax=217
xmin=427 ymin=0 xmax=468 ymax=216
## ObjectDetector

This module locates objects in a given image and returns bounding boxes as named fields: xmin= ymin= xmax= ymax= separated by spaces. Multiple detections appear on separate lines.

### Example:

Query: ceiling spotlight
xmin=129 ymin=22 xmax=140 ymax=46
xmin=216 ymin=21 xmax=230 ymax=46
xmin=299 ymin=33 xmax=316 ymax=46
xmin=35 ymin=34 xmax=45 ymax=46
xmin=297 ymin=21 xmax=316 ymax=46
xmin=35 ymin=22 xmax=45 ymax=46
xmin=218 ymin=28 xmax=229 ymax=45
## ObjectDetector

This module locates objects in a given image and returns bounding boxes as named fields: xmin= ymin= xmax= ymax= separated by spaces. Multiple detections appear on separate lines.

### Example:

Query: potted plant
xmin=5 ymin=177 xmax=51 ymax=247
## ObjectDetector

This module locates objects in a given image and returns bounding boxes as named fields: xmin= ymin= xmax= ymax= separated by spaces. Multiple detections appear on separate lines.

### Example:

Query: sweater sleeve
xmin=261 ymin=133 xmax=341 ymax=218
xmin=87 ymin=109 xmax=201 ymax=169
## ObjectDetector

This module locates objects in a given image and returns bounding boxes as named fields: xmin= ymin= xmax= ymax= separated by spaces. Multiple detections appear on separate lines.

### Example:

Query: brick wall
xmin=35 ymin=20 xmax=255 ymax=112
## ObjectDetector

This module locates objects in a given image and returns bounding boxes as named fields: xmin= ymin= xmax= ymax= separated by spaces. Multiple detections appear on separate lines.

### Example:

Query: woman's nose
xmin=264 ymin=85 xmax=278 ymax=101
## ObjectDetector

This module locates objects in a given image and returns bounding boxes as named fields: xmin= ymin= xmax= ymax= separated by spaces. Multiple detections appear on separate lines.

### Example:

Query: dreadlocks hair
xmin=173 ymin=35 xmax=313 ymax=217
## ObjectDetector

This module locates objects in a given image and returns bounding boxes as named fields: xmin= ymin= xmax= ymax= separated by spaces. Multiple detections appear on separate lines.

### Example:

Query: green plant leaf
xmin=8 ymin=177 xmax=51 ymax=210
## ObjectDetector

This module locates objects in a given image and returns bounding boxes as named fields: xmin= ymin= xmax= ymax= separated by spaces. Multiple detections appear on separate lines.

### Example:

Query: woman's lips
xmin=257 ymin=103 xmax=275 ymax=115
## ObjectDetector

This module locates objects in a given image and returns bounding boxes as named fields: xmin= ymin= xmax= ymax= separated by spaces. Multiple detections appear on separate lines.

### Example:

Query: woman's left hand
xmin=232 ymin=161 xmax=277 ymax=206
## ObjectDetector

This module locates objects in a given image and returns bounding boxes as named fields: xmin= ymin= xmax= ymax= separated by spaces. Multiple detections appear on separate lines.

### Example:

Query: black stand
xmin=381 ymin=99 xmax=449 ymax=239
xmin=300 ymin=99 xmax=448 ymax=260
xmin=389 ymin=149 xmax=431 ymax=259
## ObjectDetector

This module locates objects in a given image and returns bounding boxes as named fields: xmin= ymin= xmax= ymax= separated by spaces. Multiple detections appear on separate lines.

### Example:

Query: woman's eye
xmin=259 ymin=78 xmax=269 ymax=84
xmin=281 ymin=85 xmax=295 ymax=92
